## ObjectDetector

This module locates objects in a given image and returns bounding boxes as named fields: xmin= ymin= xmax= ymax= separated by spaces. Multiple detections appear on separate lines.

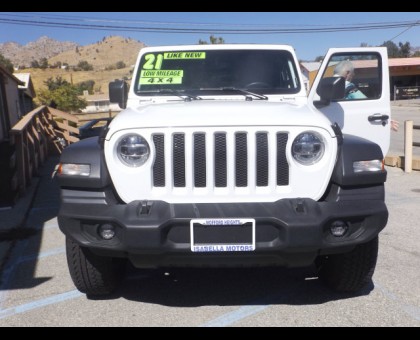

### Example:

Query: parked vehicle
xmin=57 ymin=44 xmax=391 ymax=296
xmin=78 ymin=118 xmax=113 ymax=140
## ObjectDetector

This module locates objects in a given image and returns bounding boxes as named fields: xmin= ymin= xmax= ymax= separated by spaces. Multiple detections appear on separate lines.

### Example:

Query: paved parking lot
xmin=0 ymin=103 xmax=419 ymax=326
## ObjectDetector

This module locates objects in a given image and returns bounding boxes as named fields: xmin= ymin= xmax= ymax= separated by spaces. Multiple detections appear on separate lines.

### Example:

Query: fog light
xmin=99 ymin=224 xmax=115 ymax=240
xmin=330 ymin=221 xmax=348 ymax=237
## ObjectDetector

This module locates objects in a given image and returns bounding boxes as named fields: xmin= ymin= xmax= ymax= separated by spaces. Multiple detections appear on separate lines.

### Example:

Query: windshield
xmin=134 ymin=49 xmax=301 ymax=96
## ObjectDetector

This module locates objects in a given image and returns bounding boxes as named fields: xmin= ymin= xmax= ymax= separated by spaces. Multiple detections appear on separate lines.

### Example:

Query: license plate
xmin=190 ymin=218 xmax=255 ymax=252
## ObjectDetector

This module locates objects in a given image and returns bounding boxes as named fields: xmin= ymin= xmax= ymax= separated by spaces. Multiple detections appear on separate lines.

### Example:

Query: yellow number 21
xmin=143 ymin=54 xmax=163 ymax=70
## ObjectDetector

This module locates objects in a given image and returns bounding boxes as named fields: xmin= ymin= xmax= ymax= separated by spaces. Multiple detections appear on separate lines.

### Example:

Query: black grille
xmin=194 ymin=133 xmax=206 ymax=187
xmin=151 ymin=130 xmax=289 ymax=190
xmin=173 ymin=134 xmax=185 ymax=187
xmin=214 ymin=133 xmax=227 ymax=187
xmin=256 ymin=132 xmax=269 ymax=186
xmin=152 ymin=134 xmax=165 ymax=187
xmin=276 ymin=133 xmax=289 ymax=186
xmin=235 ymin=133 xmax=248 ymax=187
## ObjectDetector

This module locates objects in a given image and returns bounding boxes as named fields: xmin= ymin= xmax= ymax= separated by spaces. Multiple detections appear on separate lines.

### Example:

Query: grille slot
xmin=235 ymin=132 xmax=248 ymax=187
xmin=276 ymin=133 xmax=289 ymax=186
xmin=173 ymin=134 xmax=185 ymax=187
xmin=152 ymin=134 xmax=165 ymax=187
xmin=256 ymin=132 xmax=269 ymax=187
xmin=214 ymin=133 xmax=227 ymax=187
xmin=194 ymin=133 xmax=206 ymax=188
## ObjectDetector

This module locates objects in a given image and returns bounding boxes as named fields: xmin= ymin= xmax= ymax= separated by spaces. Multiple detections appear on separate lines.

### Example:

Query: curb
xmin=385 ymin=155 xmax=420 ymax=171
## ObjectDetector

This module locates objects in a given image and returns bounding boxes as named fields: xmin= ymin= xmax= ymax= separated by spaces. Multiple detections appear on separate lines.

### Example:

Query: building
xmin=388 ymin=58 xmax=420 ymax=99
xmin=0 ymin=65 xmax=24 ymax=206
xmin=80 ymin=93 xmax=121 ymax=114
xmin=300 ymin=62 xmax=321 ymax=93
xmin=0 ymin=65 xmax=23 ymax=144
xmin=14 ymin=73 xmax=36 ymax=114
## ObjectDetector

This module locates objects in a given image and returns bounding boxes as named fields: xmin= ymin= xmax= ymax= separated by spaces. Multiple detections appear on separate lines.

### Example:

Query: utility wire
xmin=10 ymin=12 xmax=418 ymax=29
xmin=388 ymin=20 xmax=420 ymax=41
xmin=0 ymin=16 xmax=419 ymax=34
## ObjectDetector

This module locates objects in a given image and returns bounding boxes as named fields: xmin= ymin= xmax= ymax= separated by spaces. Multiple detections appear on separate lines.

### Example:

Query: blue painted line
xmin=375 ymin=281 xmax=420 ymax=322
xmin=0 ymin=244 xmax=65 ymax=308
xmin=0 ymin=238 xmax=31 ymax=308
xmin=200 ymin=305 xmax=269 ymax=327
xmin=0 ymin=290 xmax=83 ymax=320
xmin=200 ymin=279 xmax=305 ymax=327
xmin=17 ymin=247 xmax=65 ymax=264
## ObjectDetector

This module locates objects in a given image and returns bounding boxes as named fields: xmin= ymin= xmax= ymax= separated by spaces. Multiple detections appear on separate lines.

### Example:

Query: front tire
xmin=318 ymin=237 xmax=379 ymax=292
xmin=66 ymin=237 xmax=126 ymax=296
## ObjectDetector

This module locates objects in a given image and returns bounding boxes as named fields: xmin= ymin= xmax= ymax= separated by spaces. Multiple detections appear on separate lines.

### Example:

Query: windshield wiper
xmin=199 ymin=87 xmax=268 ymax=101
xmin=140 ymin=89 xmax=201 ymax=102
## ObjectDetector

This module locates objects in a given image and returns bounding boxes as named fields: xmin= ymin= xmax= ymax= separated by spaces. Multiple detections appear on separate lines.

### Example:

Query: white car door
xmin=308 ymin=47 xmax=390 ymax=156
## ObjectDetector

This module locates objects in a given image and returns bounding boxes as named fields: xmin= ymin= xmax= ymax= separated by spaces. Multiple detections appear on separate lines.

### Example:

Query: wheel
xmin=244 ymin=82 xmax=270 ymax=89
xmin=317 ymin=236 xmax=378 ymax=292
xmin=66 ymin=237 xmax=126 ymax=296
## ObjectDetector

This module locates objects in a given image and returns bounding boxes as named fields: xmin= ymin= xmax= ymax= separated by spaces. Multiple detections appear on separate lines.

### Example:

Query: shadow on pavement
xmin=0 ymin=157 xmax=60 ymax=290
xmin=96 ymin=265 xmax=374 ymax=307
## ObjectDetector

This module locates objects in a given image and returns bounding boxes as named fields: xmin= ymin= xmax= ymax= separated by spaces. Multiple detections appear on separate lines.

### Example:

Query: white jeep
xmin=57 ymin=44 xmax=391 ymax=296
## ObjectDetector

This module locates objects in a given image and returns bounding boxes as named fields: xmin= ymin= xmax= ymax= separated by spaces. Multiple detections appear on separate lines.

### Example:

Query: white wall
xmin=5 ymin=77 xmax=22 ymax=127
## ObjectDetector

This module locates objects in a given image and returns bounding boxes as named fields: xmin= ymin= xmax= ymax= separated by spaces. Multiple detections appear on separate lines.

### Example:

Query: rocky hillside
xmin=0 ymin=36 xmax=78 ymax=68
xmin=48 ymin=36 xmax=145 ymax=70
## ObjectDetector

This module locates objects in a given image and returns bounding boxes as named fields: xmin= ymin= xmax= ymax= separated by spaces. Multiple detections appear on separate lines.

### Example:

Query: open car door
xmin=308 ymin=47 xmax=390 ymax=157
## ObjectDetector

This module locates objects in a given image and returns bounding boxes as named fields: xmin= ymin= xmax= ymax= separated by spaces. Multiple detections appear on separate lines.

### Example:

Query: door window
xmin=318 ymin=53 xmax=382 ymax=101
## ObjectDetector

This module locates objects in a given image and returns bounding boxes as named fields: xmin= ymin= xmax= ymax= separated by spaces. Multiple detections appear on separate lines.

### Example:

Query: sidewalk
xmin=0 ymin=157 xmax=59 ymax=275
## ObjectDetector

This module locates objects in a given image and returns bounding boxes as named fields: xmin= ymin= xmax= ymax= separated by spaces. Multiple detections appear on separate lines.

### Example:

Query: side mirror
xmin=317 ymin=76 xmax=345 ymax=103
xmin=109 ymin=80 xmax=128 ymax=109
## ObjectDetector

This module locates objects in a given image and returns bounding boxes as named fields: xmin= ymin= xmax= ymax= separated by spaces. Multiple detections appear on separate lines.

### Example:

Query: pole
xmin=404 ymin=120 xmax=413 ymax=173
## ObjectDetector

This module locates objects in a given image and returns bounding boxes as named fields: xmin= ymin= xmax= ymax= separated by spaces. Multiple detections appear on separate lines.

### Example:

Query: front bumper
xmin=58 ymin=193 xmax=388 ymax=268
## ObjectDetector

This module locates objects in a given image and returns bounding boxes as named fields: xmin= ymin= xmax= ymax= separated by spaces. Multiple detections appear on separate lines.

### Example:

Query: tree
xmin=37 ymin=83 xmax=87 ymax=112
xmin=52 ymin=61 xmax=62 ymax=69
xmin=76 ymin=80 xmax=95 ymax=95
xmin=198 ymin=35 xmax=225 ymax=44
xmin=39 ymin=57 xmax=49 ymax=69
xmin=399 ymin=41 xmax=411 ymax=58
xmin=412 ymin=51 xmax=420 ymax=57
xmin=314 ymin=55 xmax=323 ymax=62
xmin=380 ymin=40 xmax=411 ymax=58
xmin=380 ymin=40 xmax=399 ymax=58
xmin=76 ymin=60 xmax=93 ymax=71
xmin=44 ymin=76 xmax=70 ymax=91
xmin=116 ymin=61 xmax=126 ymax=69
xmin=30 ymin=60 xmax=40 ymax=68
xmin=0 ymin=53 xmax=14 ymax=73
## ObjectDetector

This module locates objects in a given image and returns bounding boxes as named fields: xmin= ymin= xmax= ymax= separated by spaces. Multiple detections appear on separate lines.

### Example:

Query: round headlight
xmin=292 ymin=132 xmax=325 ymax=165
xmin=117 ymin=134 xmax=150 ymax=167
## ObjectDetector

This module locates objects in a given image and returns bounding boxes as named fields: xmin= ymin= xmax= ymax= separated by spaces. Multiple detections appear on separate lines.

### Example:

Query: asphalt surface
xmin=0 ymin=102 xmax=419 ymax=326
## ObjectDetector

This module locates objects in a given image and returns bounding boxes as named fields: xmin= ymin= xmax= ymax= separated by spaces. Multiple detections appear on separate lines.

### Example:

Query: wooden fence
xmin=10 ymin=106 xmax=79 ymax=197
xmin=404 ymin=120 xmax=420 ymax=173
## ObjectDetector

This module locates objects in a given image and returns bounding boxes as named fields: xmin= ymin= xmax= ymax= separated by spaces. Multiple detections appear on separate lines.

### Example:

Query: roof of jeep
xmin=139 ymin=44 xmax=295 ymax=53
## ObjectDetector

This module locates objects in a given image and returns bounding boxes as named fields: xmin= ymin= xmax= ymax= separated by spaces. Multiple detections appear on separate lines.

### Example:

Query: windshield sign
xmin=135 ymin=49 xmax=301 ymax=96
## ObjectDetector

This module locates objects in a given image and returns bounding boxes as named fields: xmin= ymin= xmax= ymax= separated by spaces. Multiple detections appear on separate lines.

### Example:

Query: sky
xmin=0 ymin=12 xmax=420 ymax=61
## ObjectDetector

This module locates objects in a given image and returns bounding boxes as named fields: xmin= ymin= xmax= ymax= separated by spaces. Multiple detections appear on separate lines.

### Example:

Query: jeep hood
xmin=107 ymin=101 xmax=333 ymax=139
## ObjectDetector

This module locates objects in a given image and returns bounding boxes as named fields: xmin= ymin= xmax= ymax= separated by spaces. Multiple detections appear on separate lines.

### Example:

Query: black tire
xmin=318 ymin=237 xmax=379 ymax=292
xmin=66 ymin=237 xmax=126 ymax=296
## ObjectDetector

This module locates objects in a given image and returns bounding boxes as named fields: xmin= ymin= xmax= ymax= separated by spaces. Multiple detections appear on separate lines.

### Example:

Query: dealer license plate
xmin=190 ymin=218 xmax=255 ymax=253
